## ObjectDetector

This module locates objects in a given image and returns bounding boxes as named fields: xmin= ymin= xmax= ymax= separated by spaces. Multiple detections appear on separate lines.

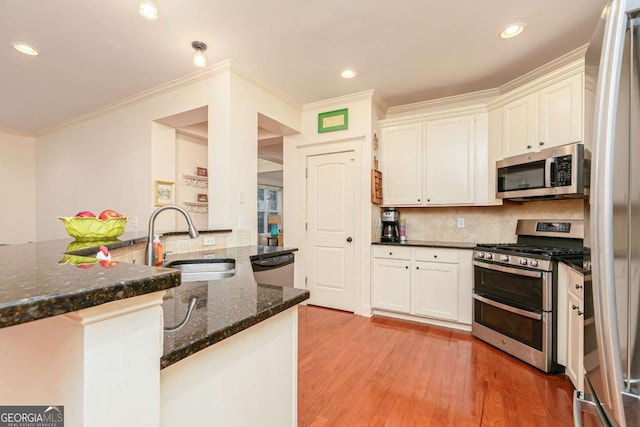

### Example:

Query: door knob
xmin=346 ymin=237 xmax=352 ymax=242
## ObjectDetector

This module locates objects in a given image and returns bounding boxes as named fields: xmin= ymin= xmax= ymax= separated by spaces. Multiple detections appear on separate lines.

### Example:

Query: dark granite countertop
xmin=0 ymin=238 xmax=181 ymax=329
xmin=372 ymin=240 xmax=477 ymax=250
xmin=161 ymin=246 xmax=309 ymax=368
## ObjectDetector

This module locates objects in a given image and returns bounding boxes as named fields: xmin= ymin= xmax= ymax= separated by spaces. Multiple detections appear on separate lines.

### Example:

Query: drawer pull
xmin=405 ymin=266 xmax=409 ymax=269
xmin=389 ymin=252 xmax=393 ymax=256
xmin=434 ymin=255 xmax=438 ymax=258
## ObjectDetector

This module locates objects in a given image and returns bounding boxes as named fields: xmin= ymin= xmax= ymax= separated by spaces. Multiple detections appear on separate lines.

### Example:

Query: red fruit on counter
xmin=98 ymin=209 xmax=122 ymax=220
xmin=75 ymin=211 xmax=96 ymax=218
xmin=100 ymin=260 xmax=118 ymax=268
xmin=76 ymin=263 xmax=95 ymax=269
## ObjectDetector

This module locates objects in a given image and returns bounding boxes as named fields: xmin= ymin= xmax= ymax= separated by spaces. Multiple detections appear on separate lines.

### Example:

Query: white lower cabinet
xmin=558 ymin=261 xmax=584 ymax=391
xmin=372 ymin=245 xmax=471 ymax=328
xmin=372 ymin=257 xmax=411 ymax=313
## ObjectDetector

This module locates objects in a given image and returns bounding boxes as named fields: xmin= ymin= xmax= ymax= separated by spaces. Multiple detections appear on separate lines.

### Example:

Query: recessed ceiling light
xmin=341 ymin=69 xmax=356 ymax=79
xmin=500 ymin=23 xmax=524 ymax=39
xmin=12 ymin=43 xmax=39 ymax=56
xmin=139 ymin=0 xmax=158 ymax=21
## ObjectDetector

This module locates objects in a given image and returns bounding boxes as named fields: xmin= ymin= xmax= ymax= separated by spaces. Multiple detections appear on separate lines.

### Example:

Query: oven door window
xmin=497 ymin=160 xmax=546 ymax=192
xmin=474 ymin=296 xmax=543 ymax=351
xmin=474 ymin=264 xmax=544 ymax=310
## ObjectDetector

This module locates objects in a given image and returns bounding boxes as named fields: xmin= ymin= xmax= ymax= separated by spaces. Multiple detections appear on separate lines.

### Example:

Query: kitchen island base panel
xmin=0 ymin=291 xmax=165 ymax=427
xmin=161 ymin=306 xmax=298 ymax=427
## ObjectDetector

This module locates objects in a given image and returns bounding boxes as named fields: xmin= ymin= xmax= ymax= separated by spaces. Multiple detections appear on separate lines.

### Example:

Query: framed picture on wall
xmin=154 ymin=180 xmax=174 ymax=206
xmin=196 ymin=167 xmax=208 ymax=177
xmin=197 ymin=194 xmax=208 ymax=203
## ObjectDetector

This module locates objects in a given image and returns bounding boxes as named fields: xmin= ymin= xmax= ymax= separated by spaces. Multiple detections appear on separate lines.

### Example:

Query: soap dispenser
xmin=152 ymin=235 xmax=163 ymax=266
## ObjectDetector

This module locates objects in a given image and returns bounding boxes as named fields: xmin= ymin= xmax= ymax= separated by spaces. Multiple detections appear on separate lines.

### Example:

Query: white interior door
xmin=305 ymin=151 xmax=355 ymax=312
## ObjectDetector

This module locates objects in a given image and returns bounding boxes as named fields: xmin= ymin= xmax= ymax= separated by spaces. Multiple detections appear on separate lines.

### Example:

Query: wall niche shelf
xmin=183 ymin=202 xmax=208 ymax=214
xmin=183 ymin=174 xmax=208 ymax=188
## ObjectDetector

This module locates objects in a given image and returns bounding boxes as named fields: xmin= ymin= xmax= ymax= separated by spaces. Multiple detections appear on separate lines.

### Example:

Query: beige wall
xmin=175 ymin=132 xmax=208 ymax=231
xmin=284 ymin=91 xmax=378 ymax=312
xmin=34 ymin=62 xmax=300 ymax=242
xmin=390 ymin=199 xmax=583 ymax=243
xmin=0 ymin=130 xmax=36 ymax=243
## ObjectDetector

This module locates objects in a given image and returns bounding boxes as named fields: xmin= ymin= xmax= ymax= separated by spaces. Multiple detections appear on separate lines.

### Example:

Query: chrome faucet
xmin=146 ymin=205 xmax=199 ymax=266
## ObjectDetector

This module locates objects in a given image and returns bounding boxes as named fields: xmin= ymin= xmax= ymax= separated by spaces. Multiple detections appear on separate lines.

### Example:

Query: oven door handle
xmin=473 ymin=293 xmax=543 ymax=320
xmin=473 ymin=260 xmax=543 ymax=278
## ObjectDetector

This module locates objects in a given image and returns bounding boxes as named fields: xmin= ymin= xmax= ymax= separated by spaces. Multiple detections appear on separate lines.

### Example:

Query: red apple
xmin=76 ymin=211 xmax=96 ymax=218
xmin=76 ymin=263 xmax=95 ymax=269
xmin=98 ymin=209 xmax=122 ymax=220
xmin=100 ymin=260 xmax=119 ymax=268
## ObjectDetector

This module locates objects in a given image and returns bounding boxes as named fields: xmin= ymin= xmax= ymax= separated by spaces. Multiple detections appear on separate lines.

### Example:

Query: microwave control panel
xmin=552 ymin=155 xmax=572 ymax=186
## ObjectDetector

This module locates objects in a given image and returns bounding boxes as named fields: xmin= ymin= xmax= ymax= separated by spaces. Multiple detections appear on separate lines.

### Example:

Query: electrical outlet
xmin=203 ymin=254 xmax=216 ymax=260
xmin=457 ymin=217 xmax=465 ymax=228
xmin=130 ymin=216 xmax=138 ymax=227
xmin=204 ymin=237 xmax=216 ymax=246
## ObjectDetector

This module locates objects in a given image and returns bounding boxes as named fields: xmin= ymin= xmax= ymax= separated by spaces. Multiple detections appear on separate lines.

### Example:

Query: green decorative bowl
xmin=58 ymin=217 xmax=128 ymax=241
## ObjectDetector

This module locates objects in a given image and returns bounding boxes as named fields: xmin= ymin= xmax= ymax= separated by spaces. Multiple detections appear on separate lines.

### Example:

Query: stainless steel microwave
xmin=496 ymin=143 xmax=587 ymax=201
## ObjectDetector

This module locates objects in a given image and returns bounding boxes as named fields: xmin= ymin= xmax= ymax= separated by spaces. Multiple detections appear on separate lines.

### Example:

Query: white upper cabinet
xmin=501 ymin=73 xmax=584 ymax=158
xmin=538 ymin=73 xmax=583 ymax=149
xmin=424 ymin=115 xmax=475 ymax=205
xmin=502 ymin=93 xmax=537 ymax=158
xmin=379 ymin=110 xmax=496 ymax=207
xmin=380 ymin=123 xmax=423 ymax=206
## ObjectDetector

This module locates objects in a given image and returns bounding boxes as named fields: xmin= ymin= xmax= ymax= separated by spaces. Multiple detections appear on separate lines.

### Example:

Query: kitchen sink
xmin=166 ymin=259 xmax=235 ymax=282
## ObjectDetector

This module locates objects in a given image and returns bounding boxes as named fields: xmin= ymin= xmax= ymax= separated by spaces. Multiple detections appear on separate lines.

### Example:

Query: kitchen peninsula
xmin=0 ymin=237 xmax=308 ymax=427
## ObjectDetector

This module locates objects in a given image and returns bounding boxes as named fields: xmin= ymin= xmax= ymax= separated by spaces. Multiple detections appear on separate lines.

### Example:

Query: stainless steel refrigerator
xmin=575 ymin=0 xmax=640 ymax=425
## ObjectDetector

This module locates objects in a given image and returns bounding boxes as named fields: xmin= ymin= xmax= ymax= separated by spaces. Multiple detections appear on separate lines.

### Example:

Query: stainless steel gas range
xmin=472 ymin=219 xmax=583 ymax=373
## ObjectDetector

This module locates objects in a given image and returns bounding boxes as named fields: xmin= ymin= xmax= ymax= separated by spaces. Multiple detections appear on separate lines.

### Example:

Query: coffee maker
xmin=380 ymin=209 xmax=400 ymax=242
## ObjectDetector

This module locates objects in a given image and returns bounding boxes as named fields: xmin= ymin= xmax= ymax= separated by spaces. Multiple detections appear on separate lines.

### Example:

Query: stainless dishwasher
xmin=251 ymin=253 xmax=295 ymax=287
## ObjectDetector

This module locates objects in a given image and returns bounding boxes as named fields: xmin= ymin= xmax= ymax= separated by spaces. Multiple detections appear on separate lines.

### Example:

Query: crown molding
xmin=301 ymin=89 xmax=378 ymax=112
xmin=228 ymin=61 xmax=302 ymax=111
xmin=0 ymin=127 xmax=35 ymax=138
xmin=372 ymin=90 xmax=389 ymax=116
xmin=36 ymin=61 xmax=232 ymax=136
xmin=36 ymin=59 xmax=303 ymax=137
xmin=498 ymin=44 xmax=587 ymax=96
xmin=386 ymin=88 xmax=498 ymax=118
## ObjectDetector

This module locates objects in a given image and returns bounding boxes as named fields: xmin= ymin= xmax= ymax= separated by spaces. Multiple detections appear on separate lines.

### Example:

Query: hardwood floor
xmin=298 ymin=305 xmax=575 ymax=426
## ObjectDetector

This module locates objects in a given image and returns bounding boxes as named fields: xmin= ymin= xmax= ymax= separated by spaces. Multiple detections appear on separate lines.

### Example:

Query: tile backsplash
xmin=381 ymin=199 xmax=583 ymax=244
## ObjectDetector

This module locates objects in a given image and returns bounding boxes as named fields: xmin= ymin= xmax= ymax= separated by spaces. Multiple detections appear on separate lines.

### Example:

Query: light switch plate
xmin=204 ymin=237 xmax=216 ymax=246
xmin=457 ymin=217 xmax=465 ymax=228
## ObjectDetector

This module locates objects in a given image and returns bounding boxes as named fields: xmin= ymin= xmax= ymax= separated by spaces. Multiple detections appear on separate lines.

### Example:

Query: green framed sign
xmin=318 ymin=108 xmax=348 ymax=133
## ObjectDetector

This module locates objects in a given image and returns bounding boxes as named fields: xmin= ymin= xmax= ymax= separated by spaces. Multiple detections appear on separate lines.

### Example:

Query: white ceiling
xmin=1 ymin=0 xmax=607 ymax=133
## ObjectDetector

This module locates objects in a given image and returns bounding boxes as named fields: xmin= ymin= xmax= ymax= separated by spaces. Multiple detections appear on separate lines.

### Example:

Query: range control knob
xmin=519 ymin=258 xmax=528 ymax=266
xmin=530 ymin=259 xmax=539 ymax=267
xmin=477 ymin=252 xmax=485 ymax=259
xmin=485 ymin=253 xmax=493 ymax=260
xmin=500 ymin=255 xmax=510 ymax=262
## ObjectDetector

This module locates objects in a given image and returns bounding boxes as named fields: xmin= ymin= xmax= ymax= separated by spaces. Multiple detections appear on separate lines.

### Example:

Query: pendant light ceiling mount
xmin=191 ymin=41 xmax=208 ymax=68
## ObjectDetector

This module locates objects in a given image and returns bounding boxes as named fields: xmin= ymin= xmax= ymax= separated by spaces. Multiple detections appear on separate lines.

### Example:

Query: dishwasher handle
xmin=251 ymin=253 xmax=295 ymax=272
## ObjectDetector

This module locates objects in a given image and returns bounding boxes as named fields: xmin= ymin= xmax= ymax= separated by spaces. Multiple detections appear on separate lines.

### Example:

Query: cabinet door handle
xmin=405 ymin=266 xmax=409 ymax=269
xmin=433 ymin=254 xmax=438 ymax=258
xmin=539 ymin=141 xmax=545 ymax=146
xmin=577 ymin=310 xmax=583 ymax=316
xmin=416 ymin=266 xmax=419 ymax=270
xmin=417 ymin=198 xmax=421 ymax=202
xmin=346 ymin=237 xmax=352 ymax=242
xmin=572 ymin=304 xmax=579 ymax=310
xmin=427 ymin=198 xmax=430 ymax=202
xmin=389 ymin=252 xmax=393 ymax=256
xmin=527 ymin=145 xmax=532 ymax=149
xmin=575 ymin=284 xmax=583 ymax=289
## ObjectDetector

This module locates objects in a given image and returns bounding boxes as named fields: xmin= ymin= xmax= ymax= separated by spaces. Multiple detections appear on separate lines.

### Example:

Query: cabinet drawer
xmin=567 ymin=268 xmax=584 ymax=299
xmin=414 ymin=247 xmax=458 ymax=264
xmin=372 ymin=245 xmax=411 ymax=260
